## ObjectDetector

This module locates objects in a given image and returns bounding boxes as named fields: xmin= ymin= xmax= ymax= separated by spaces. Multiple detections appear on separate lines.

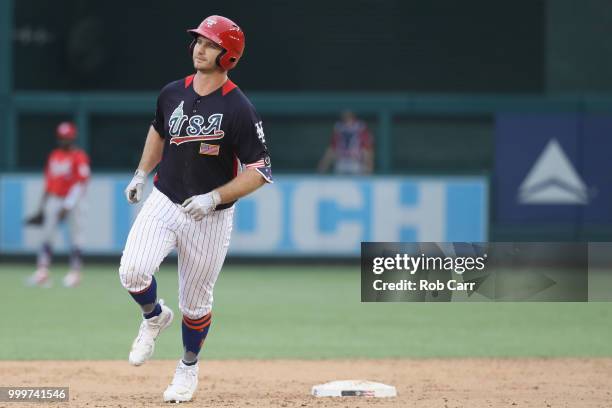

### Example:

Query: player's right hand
xmin=125 ymin=169 xmax=147 ymax=204
xmin=181 ymin=191 xmax=221 ymax=221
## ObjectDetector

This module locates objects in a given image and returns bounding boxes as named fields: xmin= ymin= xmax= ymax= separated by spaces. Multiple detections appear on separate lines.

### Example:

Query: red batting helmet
xmin=187 ymin=15 xmax=245 ymax=71
xmin=56 ymin=121 xmax=77 ymax=140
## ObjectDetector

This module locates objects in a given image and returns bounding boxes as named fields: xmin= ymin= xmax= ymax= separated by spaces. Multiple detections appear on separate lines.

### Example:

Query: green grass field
xmin=1 ymin=263 xmax=611 ymax=360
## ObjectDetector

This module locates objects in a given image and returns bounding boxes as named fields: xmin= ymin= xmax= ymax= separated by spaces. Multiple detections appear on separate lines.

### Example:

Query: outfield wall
xmin=0 ymin=175 xmax=488 ymax=256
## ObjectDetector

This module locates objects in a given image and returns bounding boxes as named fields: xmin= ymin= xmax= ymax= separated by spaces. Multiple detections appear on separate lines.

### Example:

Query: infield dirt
xmin=1 ymin=358 xmax=611 ymax=407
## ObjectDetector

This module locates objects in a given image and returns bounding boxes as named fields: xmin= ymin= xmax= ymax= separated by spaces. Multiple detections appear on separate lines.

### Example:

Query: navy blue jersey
xmin=151 ymin=75 xmax=272 ymax=209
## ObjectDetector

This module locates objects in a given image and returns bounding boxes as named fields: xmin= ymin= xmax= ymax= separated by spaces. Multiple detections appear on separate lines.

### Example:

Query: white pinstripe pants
xmin=119 ymin=187 xmax=234 ymax=319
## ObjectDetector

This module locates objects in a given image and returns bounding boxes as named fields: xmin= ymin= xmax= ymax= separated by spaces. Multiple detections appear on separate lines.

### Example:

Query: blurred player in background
xmin=119 ymin=15 xmax=272 ymax=403
xmin=318 ymin=110 xmax=374 ymax=175
xmin=26 ymin=121 xmax=90 ymax=288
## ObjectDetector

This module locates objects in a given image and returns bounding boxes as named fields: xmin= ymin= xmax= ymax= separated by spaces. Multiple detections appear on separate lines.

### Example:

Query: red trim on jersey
xmin=233 ymin=154 xmax=239 ymax=178
xmin=222 ymin=80 xmax=237 ymax=96
xmin=153 ymin=173 xmax=159 ymax=183
xmin=185 ymin=74 xmax=195 ymax=88
xmin=245 ymin=159 xmax=265 ymax=168
xmin=169 ymin=131 xmax=225 ymax=146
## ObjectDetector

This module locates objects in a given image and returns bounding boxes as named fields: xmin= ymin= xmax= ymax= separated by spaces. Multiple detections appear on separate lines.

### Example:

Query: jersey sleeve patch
xmin=245 ymin=155 xmax=273 ymax=183
xmin=254 ymin=167 xmax=273 ymax=183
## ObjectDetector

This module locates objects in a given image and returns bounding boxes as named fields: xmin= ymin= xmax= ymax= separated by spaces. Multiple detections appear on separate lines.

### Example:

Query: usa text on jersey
xmin=168 ymin=101 xmax=225 ymax=146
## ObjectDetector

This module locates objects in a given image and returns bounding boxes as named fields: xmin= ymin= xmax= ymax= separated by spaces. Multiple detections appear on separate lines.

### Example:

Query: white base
xmin=311 ymin=380 xmax=397 ymax=398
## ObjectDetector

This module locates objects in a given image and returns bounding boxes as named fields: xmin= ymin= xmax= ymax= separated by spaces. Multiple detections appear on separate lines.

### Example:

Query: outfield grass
xmin=1 ymin=263 xmax=611 ymax=360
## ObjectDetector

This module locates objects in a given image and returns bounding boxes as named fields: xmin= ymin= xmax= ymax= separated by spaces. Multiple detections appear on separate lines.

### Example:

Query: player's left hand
xmin=24 ymin=211 xmax=44 ymax=226
xmin=181 ymin=191 xmax=221 ymax=221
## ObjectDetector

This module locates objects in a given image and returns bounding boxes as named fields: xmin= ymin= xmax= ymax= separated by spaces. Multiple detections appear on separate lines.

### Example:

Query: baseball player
xmin=318 ymin=110 xmax=374 ymax=174
xmin=118 ymin=15 xmax=272 ymax=403
xmin=26 ymin=121 xmax=90 ymax=288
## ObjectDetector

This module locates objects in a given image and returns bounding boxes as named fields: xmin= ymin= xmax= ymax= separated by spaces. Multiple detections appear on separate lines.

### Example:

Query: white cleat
xmin=163 ymin=360 xmax=199 ymax=403
xmin=62 ymin=270 xmax=81 ymax=288
xmin=26 ymin=268 xmax=51 ymax=288
xmin=128 ymin=299 xmax=174 ymax=366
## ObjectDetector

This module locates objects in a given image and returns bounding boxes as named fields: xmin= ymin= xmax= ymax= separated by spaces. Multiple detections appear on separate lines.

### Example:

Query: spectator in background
xmin=25 ymin=122 xmax=90 ymax=288
xmin=318 ymin=110 xmax=374 ymax=175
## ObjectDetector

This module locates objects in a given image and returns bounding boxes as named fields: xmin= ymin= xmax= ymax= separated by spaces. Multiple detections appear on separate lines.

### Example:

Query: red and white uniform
xmin=41 ymin=148 xmax=90 ymax=247
xmin=45 ymin=148 xmax=90 ymax=198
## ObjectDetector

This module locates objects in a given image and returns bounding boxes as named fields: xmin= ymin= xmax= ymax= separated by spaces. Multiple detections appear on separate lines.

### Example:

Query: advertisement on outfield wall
xmin=494 ymin=114 xmax=612 ymax=224
xmin=0 ymin=175 xmax=488 ymax=256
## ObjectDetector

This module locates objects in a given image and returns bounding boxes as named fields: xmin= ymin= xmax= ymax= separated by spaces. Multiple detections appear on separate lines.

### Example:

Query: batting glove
xmin=125 ymin=169 xmax=147 ymax=204
xmin=181 ymin=191 xmax=221 ymax=221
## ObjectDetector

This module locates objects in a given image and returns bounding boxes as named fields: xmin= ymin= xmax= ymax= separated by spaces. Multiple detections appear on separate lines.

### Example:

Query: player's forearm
xmin=317 ymin=148 xmax=335 ymax=173
xmin=136 ymin=126 xmax=165 ymax=174
xmin=215 ymin=168 xmax=266 ymax=204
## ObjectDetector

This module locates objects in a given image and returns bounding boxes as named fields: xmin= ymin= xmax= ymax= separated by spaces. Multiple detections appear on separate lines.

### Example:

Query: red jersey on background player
xmin=318 ymin=110 xmax=374 ymax=175
xmin=26 ymin=121 xmax=90 ymax=288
